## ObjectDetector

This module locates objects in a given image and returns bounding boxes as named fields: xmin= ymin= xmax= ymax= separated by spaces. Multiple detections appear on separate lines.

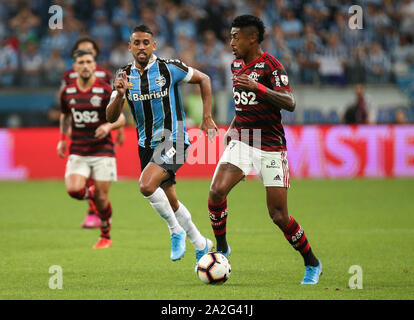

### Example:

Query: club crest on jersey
xmin=90 ymin=95 xmax=102 ymax=107
xmin=248 ymin=72 xmax=260 ymax=82
xmin=280 ymin=75 xmax=289 ymax=85
xmin=155 ymin=75 xmax=166 ymax=87
xmin=254 ymin=62 xmax=265 ymax=68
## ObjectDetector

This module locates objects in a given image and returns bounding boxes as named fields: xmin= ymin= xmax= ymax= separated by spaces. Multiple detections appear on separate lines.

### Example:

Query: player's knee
xmin=209 ymin=184 xmax=227 ymax=203
xmin=67 ymin=189 xmax=85 ymax=200
xmin=139 ymin=180 xmax=157 ymax=197
xmin=268 ymin=207 xmax=288 ymax=228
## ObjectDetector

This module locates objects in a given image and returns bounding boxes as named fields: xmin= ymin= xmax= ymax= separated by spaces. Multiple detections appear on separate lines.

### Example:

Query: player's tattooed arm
xmin=233 ymin=74 xmax=296 ymax=112
xmin=261 ymin=89 xmax=296 ymax=112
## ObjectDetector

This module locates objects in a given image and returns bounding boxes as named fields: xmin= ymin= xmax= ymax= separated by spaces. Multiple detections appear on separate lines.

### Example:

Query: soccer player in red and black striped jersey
xmin=60 ymin=37 xmax=125 ymax=229
xmin=57 ymin=49 xmax=126 ymax=249
xmin=208 ymin=15 xmax=322 ymax=284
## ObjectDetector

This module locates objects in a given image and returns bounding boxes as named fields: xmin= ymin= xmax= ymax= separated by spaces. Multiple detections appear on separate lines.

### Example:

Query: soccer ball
xmin=197 ymin=252 xmax=231 ymax=284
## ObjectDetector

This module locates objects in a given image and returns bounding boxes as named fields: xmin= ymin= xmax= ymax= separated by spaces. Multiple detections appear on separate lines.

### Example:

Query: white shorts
xmin=65 ymin=155 xmax=117 ymax=182
xmin=215 ymin=140 xmax=290 ymax=187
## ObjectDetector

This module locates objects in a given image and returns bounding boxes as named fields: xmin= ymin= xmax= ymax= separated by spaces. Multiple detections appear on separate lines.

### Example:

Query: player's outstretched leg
xmin=140 ymin=164 xmax=186 ymax=261
xmin=174 ymin=201 xmax=214 ymax=268
xmin=161 ymin=183 xmax=213 ymax=265
xmin=208 ymin=163 xmax=244 ymax=258
xmin=266 ymin=187 xmax=322 ymax=284
xmin=144 ymin=187 xmax=186 ymax=261
xmin=82 ymin=178 xmax=100 ymax=229
xmin=93 ymin=181 xmax=113 ymax=249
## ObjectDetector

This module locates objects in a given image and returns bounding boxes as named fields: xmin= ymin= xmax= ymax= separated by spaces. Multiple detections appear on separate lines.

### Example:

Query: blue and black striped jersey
xmin=113 ymin=56 xmax=193 ymax=148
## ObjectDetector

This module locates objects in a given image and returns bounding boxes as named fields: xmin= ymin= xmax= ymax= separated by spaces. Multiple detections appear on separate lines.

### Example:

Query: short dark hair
xmin=231 ymin=15 xmax=265 ymax=43
xmin=72 ymin=49 xmax=94 ymax=61
xmin=131 ymin=24 xmax=154 ymax=36
xmin=71 ymin=37 xmax=100 ymax=58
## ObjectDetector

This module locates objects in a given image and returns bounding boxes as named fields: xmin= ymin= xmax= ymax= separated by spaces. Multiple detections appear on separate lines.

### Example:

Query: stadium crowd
xmin=0 ymin=0 xmax=413 ymax=124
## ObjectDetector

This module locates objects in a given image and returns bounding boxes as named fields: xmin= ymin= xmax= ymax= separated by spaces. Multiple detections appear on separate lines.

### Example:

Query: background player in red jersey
xmin=57 ymin=50 xmax=126 ymax=249
xmin=61 ymin=37 xmax=125 ymax=229
xmin=207 ymin=15 xmax=322 ymax=284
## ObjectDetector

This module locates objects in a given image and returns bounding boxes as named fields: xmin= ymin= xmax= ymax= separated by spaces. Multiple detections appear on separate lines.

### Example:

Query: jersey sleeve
xmin=269 ymin=65 xmax=292 ymax=92
xmin=167 ymin=59 xmax=194 ymax=83
xmin=60 ymin=89 xmax=69 ymax=114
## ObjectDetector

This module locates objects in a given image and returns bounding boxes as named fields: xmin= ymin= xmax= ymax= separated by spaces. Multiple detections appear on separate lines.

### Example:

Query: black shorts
xmin=138 ymin=142 xmax=190 ymax=185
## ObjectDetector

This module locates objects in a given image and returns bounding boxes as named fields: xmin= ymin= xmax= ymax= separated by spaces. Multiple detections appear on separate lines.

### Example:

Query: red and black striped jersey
xmin=231 ymin=52 xmax=292 ymax=152
xmin=60 ymin=78 xmax=115 ymax=157
xmin=61 ymin=65 xmax=113 ymax=88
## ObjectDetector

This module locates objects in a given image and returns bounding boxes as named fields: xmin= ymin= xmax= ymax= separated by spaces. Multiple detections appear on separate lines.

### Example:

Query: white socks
xmin=174 ymin=201 xmax=206 ymax=251
xmin=145 ymin=188 xmax=183 ymax=235
xmin=145 ymin=188 xmax=206 ymax=250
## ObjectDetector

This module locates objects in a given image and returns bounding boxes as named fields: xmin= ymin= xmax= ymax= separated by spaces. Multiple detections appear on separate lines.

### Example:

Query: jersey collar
xmin=132 ymin=54 xmax=157 ymax=73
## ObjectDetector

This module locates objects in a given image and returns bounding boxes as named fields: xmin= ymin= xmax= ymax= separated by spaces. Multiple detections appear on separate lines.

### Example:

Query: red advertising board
xmin=0 ymin=125 xmax=413 ymax=180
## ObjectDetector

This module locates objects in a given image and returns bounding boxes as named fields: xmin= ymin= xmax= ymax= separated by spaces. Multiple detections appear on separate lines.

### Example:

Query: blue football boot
xmin=301 ymin=259 xmax=322 ymax=284
xmin=194 ymin=238 xmax=214 ymax=272
xmin=170 ymin=231 xmax=186 ymax=261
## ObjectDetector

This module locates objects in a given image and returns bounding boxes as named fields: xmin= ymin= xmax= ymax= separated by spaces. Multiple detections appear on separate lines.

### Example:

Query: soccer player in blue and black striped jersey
xmin=107 ymin=25 xmax=218 ymax=267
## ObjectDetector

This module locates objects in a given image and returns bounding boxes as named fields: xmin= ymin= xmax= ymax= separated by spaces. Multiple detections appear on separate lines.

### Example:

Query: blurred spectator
xmin=8 ymin=0 xmax=41 ymax=35
xmin=346 ymin=46 xmax=367 ymax=84
xmin=394 ymin=108 xmax=408 ymax=124
xmin=196 ymin=30 xmax=223 ymax=92
xmin=90 ymin=10 xmax=116 ymax=60
xmin=109 ymin=41 xmax=131 ymax=70
xmin=111 ymin=0 xmax=139 ymax=42
xmin=297 ymin=39 xmax=320 ymax=84
xmin=21 ymin=39 xmax=43 ymax=87
xmin=0 ymin=37 xmax=18 ymax=87
xmin=398 ymin=0 xmax=414 ymax=34
xmin=343 ymin=84 xmax=376 ymax=124
xmin=317 ymin=32 xmax=347 ymax=85
xmin=39 ymin=28 xmax=70 ymax=61
xmin=392 ymin=34 xmax=414 ymax=78
xmin=365 ymin=42 xmax=391 ymax=84
xmin=280 ymin=9 xmax=303 ymax=51
xmin=43 ymin=48 xmax=66 ymax=86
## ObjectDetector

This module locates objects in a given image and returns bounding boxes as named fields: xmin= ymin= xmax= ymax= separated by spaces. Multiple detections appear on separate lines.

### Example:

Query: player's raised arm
xmin=106 ymin=71 xmax=128 ymax=123
xmin=187 ymin=68 xmax=218 ymax=141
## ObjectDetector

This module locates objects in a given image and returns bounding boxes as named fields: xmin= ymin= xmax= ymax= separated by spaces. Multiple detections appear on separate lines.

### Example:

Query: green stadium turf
xmin=0 ymin=179 xmax=413 ymax=300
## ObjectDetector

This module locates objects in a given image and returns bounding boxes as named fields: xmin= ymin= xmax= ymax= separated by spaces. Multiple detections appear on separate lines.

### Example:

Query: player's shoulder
xmin=95 ymin=65 xmax=113 ymax=78
xmin=157 ymin=57 xmax=189 ymax=72
xmin=60 ymin=82 xmax=77 ymax=96
xmin=93 ymin=78 xmax=113 ymax=94
xmin=115 ymin=62 xmax=133 ymax=75
xmin=262 ymin=52 xmax=284 ymax=70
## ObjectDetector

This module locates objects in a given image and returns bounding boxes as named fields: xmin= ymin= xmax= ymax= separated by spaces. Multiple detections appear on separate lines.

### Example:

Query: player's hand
xmin=95 ymin=123 xmax=111 ymax=139
xmin=232 ymin=74 xmax=258 ymax=92
xmin=200 ymin=115 xmax=218 ymax=143
xmin=223 ymin=129 xmax=232 ymax=147
xmin=57 ymin=140 xmax=67 ymax=158
xmin=114 ymin=71 xmax=128 ymax=96
xmin=116 ymin=127 xmax=125 ymax=147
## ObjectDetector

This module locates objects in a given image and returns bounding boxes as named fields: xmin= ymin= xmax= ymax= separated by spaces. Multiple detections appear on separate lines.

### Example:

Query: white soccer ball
xmin=197 ymin=252 xmax=231 ymax=284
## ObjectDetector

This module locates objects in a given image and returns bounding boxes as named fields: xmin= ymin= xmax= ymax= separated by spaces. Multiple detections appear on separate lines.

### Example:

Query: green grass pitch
xmin=0 ymin=179 xmax=413 ymax=300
